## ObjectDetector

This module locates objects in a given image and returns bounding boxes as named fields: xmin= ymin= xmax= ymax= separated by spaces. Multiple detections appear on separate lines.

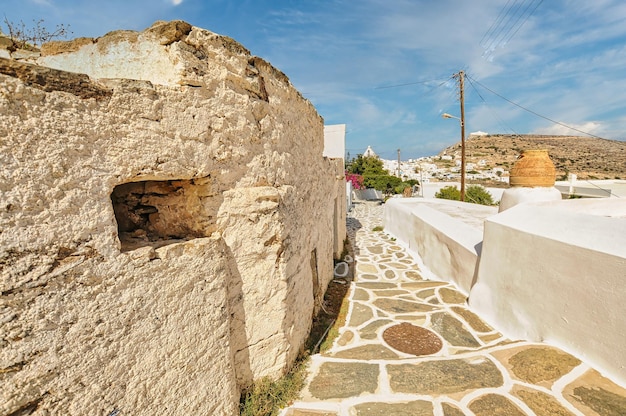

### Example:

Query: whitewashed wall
xmin=385 ymin=197 xmax=626 ymax=386
xmin=470 ymin=199 xmax=626 ymax=385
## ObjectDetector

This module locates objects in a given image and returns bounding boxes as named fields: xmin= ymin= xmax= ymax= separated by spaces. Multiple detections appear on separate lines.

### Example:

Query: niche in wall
xmin=111 ymin=177 xmax=220 ymax=251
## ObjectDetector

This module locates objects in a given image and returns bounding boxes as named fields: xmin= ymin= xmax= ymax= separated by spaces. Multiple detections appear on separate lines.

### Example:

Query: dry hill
xmin=438 ymin=134 xmax=626 ymax=180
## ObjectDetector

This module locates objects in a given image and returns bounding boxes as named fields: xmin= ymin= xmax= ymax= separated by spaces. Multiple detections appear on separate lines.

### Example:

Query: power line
xmin=426 ymin=76 xmax=457 ymax=97
xmin=465 ymin=74 xmax=518 ymax=135
xmin=374 ymin=77 xmax=451 ymax=90
xmin=579 ymin=180 xmax=622 ymax=198
xmin=482 ymin=0 xmax=526 ymax=53
xmin=481 ymin=0 xmax=543 ymax=61
xmin=479 ymin=0 xmax=513 ymax=47
xmin=466 ymin=74 xmax=606 ymax=139
xmin=374 ymin=75 xmax=456 ymax=109
xmin=496 ymin=0 xmax=539 ymax=47
xmin=500 ymin=0 xmax=543 ymax=49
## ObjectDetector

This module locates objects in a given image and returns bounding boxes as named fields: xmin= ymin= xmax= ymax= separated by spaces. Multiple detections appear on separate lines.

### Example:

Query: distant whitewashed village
xmin=347 ymin=129 xmax=626 ymax=203
xmin=377 ymin=133 xmax=507 ymax=185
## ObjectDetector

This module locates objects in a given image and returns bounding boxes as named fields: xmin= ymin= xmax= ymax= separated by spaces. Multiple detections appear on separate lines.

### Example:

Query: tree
xmin=347 ymin=154 xmax=387 ymax=176
xmin=347 ymin=154 xmax=419 ymax=196
xmin=363 ymin=174 xmax=402 ymax=193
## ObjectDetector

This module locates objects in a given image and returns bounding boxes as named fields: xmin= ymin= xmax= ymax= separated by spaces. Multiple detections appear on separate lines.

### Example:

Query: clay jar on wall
xmin=509 ymin=149 xmax=556 ymax=187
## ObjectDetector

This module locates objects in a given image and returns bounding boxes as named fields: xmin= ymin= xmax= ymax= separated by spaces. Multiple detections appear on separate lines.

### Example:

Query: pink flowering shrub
xmin=345 ymin=172 xmax=364 ymax=190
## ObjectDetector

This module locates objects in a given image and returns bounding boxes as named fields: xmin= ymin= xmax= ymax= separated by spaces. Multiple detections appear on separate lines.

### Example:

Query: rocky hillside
xmin=438 ymin=134 xmax=626 ymax=180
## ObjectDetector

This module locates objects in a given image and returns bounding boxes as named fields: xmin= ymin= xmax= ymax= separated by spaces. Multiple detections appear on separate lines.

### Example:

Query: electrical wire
xmin=481 ymin=0 xmax=543 ymax=61
xmin=496 ymin=0 xmax=540 ymax=48
xmin=465 ymin=74 xmax=518 ymax=135
xmin=466 ymin=74 xmax=606 ymax=140
xmin=465 ymin=74 xmax=621 ymax=198
xmin=428 ymin=76 xmax=457 ymax=96
xmin=578 ymin=180 xmax=621 ymax=198
xmin=482 ymin=0 xmax=526 ymax=53
xmin=374 ymin=79 xmax=446 ymax=90
xmin=479 ymin=0 xmax=513 ymax=47
xmin=499 ymin=0 xmax=543 ymax=50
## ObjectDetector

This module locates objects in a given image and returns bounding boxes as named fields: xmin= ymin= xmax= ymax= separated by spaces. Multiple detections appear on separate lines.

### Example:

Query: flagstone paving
xmin=281 ymin=201 xmax=626 ymax=416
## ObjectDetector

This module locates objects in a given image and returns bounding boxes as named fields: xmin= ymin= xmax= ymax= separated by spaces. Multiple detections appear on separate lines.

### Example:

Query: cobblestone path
xmin=281 ymin=202 xmax=626 ymax=416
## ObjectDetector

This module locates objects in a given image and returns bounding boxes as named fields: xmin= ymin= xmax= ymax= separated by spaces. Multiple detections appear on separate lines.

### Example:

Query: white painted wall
xmin=383 ymin=198 xmax=485 ymax=294
xmin=470 ymin=199 xmax=626 ymax=385
xmin=346 ymin=181 xmax=353 ymax=211
xmin=554 ymin=179 xmax=626 ymax=199
xmin=323 ymin=124 xmax=346 ymax=159
xmin=322 ymin=126 xmax=347 ymax=257
xmin=498 ymin=186 xmax=562 ymax=212
xmin=385 ymin=196 xmax=626 ymax=386
xmin=353 ymin=189 xmax=384 ymax=201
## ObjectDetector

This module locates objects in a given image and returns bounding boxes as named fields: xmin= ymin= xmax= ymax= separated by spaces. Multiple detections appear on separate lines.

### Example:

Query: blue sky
xmin=2 ymin=0 xmax=626 ymax=159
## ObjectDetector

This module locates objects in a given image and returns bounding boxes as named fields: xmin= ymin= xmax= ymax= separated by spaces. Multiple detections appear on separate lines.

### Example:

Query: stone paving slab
xmin=281 ymin=201 xmax=626 ymax=416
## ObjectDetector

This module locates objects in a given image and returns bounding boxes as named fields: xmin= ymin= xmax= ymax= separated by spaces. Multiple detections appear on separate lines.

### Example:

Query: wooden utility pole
xmin=442 ymin=71 xmax=466 ymax=201
xmin=397 ymin=148 xmax=401 ymax=177
xmin=457 ymin=70 xmax=466 ymax=202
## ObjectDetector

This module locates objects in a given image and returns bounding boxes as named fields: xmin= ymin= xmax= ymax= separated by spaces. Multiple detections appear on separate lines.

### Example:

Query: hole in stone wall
xmin=110 ymin=177 xmax=220 ymax=252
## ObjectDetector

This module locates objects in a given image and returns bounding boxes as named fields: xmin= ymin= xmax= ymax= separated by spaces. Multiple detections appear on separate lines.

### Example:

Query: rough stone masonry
xmin=0 ymin=20 xmax=346 ymax=415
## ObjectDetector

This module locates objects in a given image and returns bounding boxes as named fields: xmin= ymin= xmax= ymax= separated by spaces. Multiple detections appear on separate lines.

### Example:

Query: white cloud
xmin=171 ymin=0 xmax=183 ymax=5
xmin=532 ymin=121 xmax=603 ymax=137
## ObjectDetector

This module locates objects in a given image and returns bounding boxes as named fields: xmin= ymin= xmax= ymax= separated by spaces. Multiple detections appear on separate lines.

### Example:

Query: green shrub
xmin=435 ymin=185 xmax=460 ymax=201
xmin=435 ymin=185 xmax=494 ymax=206
xmin=466 ymin=185 xmax=495 ymax=205
xmin=363 ymin=174 xmax=402 ymax=193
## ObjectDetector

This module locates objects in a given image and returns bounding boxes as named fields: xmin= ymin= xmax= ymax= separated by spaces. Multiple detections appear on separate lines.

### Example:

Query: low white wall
xmin=383 ymin=198 xmax=483 ymax=294
xmin=529 ymin=197 xmax=626 ymax=217
xmin=385 ymin=196 xmax=626 ymax=386
xmin=555 ymin=179 xmax=626 ymax=199
xmin=498 ymin=186 xmax=562 ymax=212
xmin=470 ymin=199 xmax=626 ymax=385
xmin=353 ymin=189 xmax=383 ymax=201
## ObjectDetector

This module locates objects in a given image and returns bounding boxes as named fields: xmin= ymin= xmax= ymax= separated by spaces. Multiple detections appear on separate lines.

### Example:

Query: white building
xmin=363 ymin=145 xmax=378 ymax=158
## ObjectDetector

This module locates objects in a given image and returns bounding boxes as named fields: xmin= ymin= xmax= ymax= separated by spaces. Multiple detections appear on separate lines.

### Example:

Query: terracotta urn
xmin=509 ymin=149 xmax=556 ymax=187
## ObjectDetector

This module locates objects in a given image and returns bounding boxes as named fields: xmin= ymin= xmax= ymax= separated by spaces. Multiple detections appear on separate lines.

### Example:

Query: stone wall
xmin=0 ymin=21 xmax=344 ymax=415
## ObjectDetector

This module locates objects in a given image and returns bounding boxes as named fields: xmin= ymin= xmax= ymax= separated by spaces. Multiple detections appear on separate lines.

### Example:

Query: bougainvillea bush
xmin=345 ymin=172 xmax=364 ymax=190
